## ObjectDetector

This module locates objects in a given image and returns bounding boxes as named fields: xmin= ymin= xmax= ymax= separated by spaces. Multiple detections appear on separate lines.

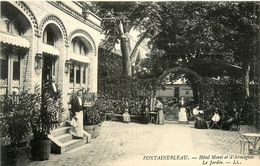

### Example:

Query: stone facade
xmin=0 ymin=1 xmax=101 ymax=120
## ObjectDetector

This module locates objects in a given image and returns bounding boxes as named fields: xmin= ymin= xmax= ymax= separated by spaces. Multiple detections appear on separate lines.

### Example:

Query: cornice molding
xmin=48 ymin=1 xmax=102 ymax=33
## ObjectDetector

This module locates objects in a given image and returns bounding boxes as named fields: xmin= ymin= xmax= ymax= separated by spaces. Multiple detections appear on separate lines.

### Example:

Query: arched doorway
xmin=41 ymin=23 xmax=63 ymax=86
xmin=156 ymin=67 xmax=202 ymax=121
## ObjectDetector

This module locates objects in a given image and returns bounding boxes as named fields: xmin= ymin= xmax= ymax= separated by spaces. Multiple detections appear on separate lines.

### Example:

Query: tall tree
xmin=86 ymin=2 xmax=161 ymax=78
xmin=147 ymin=2 xmax=259 ymax=99
xmin=83 ymin=2 xmax=164 ymax=98
xmin=208 ymin=2 xmax=260 ymax=98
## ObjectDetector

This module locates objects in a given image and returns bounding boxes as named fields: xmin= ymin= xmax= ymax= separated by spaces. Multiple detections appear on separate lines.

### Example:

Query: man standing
xmin=45 ymin=76 xmax=59 ymax=100
xmin=70 ymin=90 xmax=84 ymax=139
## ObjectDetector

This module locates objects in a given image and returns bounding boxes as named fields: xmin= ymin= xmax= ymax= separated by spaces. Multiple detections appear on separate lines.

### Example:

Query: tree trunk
xmin=120 ymin=36 xmax=131 ymax=98
xmin=243 ymin=62 xmax=251 ymax=98
xmin=150 ymin=86 xmax=157 ymax=111
xmin=256 ymin=15 xmax=260 ymax=129
xmin=191 ymin=83 xmax=199 ymax=105
xmin=120 ymin=37 xmax=132 ymax=77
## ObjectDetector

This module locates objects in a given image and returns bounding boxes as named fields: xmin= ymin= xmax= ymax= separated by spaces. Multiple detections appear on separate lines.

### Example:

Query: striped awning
xmin=0 ymin=32 xmax=30 ymax=48
xmin=70 ymin=53 xmax=90 ymax=63
xmin=42 ymin=43 xmax=60 ymax=56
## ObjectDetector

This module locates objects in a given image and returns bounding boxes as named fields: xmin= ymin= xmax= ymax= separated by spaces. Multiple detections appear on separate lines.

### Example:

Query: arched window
xmin=71 ymin=38 xmax=88 ymax=55
xmin=43 ymin=26 xmax=56 ymax=46
xmin=0 ymin=2 xmax=31 ymax=95
xmin=69 ymin=37 xmax=92 ymax=92
xmin=1 ymin=5 xmax=30 ymax=36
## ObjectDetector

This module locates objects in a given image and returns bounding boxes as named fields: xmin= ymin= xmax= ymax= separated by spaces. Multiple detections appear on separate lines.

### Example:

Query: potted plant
xmin=30 ymin=83 xmax=64 ymax=161
xmin=83 ymin=107 xmax=96 ymax=137
xmin=83 ymin=98 xmax=105 ymax=138
xmin=0 ymin=89 xmax=40 ymax=166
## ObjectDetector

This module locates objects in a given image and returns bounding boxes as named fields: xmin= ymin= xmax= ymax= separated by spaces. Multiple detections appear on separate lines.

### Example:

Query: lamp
xmin=65 ymin=60 xmax=72 ymax=74
xmin=35 ymin=53 xmax=44 ymax=69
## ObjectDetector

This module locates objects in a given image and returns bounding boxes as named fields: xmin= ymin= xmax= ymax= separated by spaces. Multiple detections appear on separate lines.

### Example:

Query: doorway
xmin=42 ymin=54 xmax=56 ymax=85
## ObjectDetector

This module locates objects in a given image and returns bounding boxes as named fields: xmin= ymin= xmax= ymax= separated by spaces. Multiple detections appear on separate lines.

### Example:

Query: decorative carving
xmin=13 ymin=1 xmax=39 ymax=35
xmin=39 ymin=15 xmax=69 ymax=46
xmin=69 ymin=30 xmax=97 ymax=55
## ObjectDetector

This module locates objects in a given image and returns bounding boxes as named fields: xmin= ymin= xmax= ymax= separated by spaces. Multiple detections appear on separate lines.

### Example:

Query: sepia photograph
xmin=0 ymin=1 xmax=260 ymax=166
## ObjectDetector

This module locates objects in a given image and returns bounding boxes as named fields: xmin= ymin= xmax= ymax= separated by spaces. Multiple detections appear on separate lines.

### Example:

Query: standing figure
xmin=48 ymin=76 xmax=58 ymax=95
xmin=142 ymin=98 xmax=150 ymax=124
xmin=178 ymin=97 xmax=188 ymax=123
xmin=155 ymin=97 xmax=165 ymax=125
xmin=70 ymin=90 xmax=84 ymax=139
xmin=123 ymin=99 xmax=131 ymax=123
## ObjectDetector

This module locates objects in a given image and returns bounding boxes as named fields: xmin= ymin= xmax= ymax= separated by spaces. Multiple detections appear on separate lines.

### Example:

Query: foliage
xmin=160 ymin=97 xmax=180 ymax=121
xmin=83 ymin=107 xmax=101 ymax=126
xmin=149 ymin=2 xmax=259 ymax=65
xmin=149 ymin=2 xmax=259 ymax=97
xmin=98 ymin=48 xmax=124 ymax=98
xmin=30 ymin=83 xmax=64 ymax=140
xmin=83 ymin=98 xmax=107 ymax=125
xmin=83 ymin=94 xmax=123 ymax=125
xmin=131 ymin=1 xmax=259 ymax=104
xmin=0 ymin=89 xmax=40 ymax=146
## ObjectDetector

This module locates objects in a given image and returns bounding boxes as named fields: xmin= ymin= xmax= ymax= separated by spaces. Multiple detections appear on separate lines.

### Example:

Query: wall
xmin=156 ymin=84 xmax=193 ymax=98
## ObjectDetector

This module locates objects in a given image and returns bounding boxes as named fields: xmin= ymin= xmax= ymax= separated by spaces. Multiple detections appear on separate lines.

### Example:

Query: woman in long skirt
xmin=155 ymin=97 xmax=165 ymax=125
xmin=194 ymin=113 xmax=208 ymax=129
xmin=178 ymin=97 xmax=188 ymax=123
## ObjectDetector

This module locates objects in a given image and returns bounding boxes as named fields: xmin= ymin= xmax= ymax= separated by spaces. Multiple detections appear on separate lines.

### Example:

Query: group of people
xmin=191 ymin=98 xmax=248 ymax=130
xmin=122 ymin=97 xmax=165 ymax=124
xmin=139 ymin=97 xmax=191 ymax=125
xmin=135 ymin=96 xmax=246 ymax=130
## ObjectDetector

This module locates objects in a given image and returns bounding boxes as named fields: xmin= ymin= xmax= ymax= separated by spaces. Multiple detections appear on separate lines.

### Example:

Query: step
xmin=63 ymin=137 xmax=87 ymax=152
xmin=51 ymin=127 xmax=71 ymax=137
xmin=56 ymin=133 xmax=73 ymax=143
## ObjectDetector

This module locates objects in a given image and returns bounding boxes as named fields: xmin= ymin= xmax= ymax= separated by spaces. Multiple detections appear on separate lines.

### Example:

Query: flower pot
xmin=84 ymin=125 xmax=94 ymax=137
xmin=30 ymin=139 xmax=51 ymax=161
xmin=1 ymin=144 xmax=30 ymax=166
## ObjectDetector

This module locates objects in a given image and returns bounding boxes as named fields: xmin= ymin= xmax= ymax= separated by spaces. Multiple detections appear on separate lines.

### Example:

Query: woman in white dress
xmin=123 ymin=101 xmax=131 ymax=123
xmin=178 ymin=97 xmax=188 ymax=123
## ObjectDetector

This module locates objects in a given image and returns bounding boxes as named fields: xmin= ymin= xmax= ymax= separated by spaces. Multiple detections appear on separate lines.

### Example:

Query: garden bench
xmin=129 ymin=115 xmax=143 ymax=123
xmin=113 ymin=114 xmax=123 ymax=121
xmin=106 ymin=113 xmax=143 ymax=123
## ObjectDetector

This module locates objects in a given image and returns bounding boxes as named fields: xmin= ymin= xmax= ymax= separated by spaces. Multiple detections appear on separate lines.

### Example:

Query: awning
xmin=0 ymin=32 xmax=30 ymax=48
xmin=70 ymin=53 xmax=90 ymax=63
xmin=42 ymin=43 xmax=60 ymax=56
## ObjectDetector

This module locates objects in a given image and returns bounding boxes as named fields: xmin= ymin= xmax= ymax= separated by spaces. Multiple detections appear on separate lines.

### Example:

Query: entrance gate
xmin=156 ymin=67 xmax=202 ymax=121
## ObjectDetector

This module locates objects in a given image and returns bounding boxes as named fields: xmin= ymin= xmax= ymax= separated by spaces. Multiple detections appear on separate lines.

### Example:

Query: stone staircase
xmin=48 ymin=126 xmax=91 ymax=154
